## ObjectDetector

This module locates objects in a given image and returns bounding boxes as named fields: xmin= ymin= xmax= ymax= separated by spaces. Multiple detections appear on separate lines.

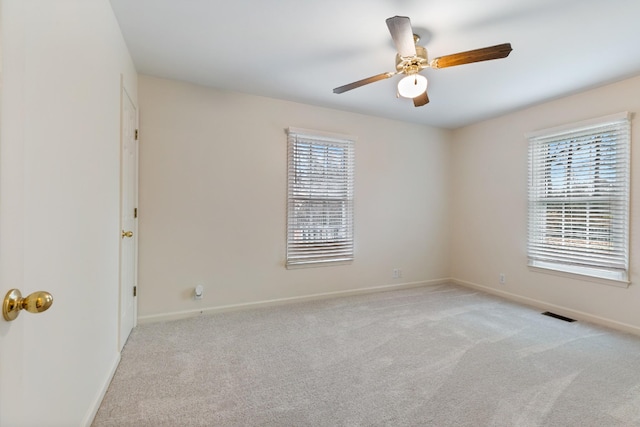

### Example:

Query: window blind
xmin=286 ymin=128 xmax=355 ymax=267
xmin=527 ymin=113 xmax=630 ymax=282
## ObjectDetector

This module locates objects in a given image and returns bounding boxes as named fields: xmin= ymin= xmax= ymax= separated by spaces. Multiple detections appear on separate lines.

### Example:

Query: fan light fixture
xmin=397 ymin=74 xmax=427 ymax=98
xmin=332 ymin=16 xmax=513 ymax=107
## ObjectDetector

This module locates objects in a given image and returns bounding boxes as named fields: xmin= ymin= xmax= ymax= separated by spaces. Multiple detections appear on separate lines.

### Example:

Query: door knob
xmin=122 ymin=230 xmax=134 ymax=238
xmin=3 ymin=289 xmax=53 ymax=321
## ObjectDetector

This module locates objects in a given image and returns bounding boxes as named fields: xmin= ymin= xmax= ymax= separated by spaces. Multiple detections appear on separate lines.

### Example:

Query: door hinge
xmin=134 ymin=208 xmax=138 ymax=218
xmin=133 ymin=286 xmax=137 ymax=297
xmin=135 ymin=129 xmax=139 ymax=140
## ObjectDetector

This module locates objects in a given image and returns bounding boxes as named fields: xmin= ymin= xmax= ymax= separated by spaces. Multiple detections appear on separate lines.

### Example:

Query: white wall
xmin=0 ymin=0 xmax=137 ymax=425
xmin=137 ymin=75 xmax=451 ymax=320
xmin=451 ymin=75 xmax=640 ymax=333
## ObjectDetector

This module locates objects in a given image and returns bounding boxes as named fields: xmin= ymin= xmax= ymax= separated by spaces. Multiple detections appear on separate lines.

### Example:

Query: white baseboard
xmin=83 ymin=352 xmax=121 ymax=427
xmin=138 ymin=278 xmax=450 ymax=324
xmin=451 ymin=278 xmax=640 ymax=336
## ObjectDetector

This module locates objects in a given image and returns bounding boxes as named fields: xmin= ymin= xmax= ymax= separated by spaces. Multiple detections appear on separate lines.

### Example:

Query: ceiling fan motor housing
xmin=396 ymin=45 xmax=428 ymax=74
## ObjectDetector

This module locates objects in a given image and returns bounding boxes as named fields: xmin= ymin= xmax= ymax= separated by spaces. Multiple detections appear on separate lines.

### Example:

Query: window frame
xmin=526 ymin=112 xmax=631 ymax=285
xmin=286 ymin=127 xmax=355 ymax=268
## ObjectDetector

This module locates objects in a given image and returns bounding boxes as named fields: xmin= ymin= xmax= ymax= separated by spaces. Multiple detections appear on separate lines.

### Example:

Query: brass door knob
xmin=3 ymin=289 xmax=53 ymax=321
xmin=122 ymin=230 xmax=134 ymax=238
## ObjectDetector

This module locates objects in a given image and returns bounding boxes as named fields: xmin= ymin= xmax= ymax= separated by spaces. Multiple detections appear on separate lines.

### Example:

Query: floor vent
xmin=542 ymin=311 xmax=576 ymax=322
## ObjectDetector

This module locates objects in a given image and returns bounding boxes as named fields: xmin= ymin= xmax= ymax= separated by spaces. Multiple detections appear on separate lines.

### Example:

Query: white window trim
xmin=526 ymin=112 xmax=631 ymax=285
xmin=528 ymin=263 xmax=629 ymax=288
xmin=286 ymin=127 xmax=355 ymax=268
xmin=525 ymin=112 xmax=631 ymax=139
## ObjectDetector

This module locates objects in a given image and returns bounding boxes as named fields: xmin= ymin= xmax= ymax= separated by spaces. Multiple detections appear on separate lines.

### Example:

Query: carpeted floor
xmin=93 ymin=284 xmax=640 ymax=426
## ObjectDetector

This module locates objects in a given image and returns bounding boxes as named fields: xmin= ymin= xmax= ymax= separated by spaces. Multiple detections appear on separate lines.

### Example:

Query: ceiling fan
xmin=333 ymin=16 xmax=513 ymax=107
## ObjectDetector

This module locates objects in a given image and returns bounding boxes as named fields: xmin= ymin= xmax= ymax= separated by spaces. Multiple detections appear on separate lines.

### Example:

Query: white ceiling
xmin=109 ymin=0 xmax=640 ymax=129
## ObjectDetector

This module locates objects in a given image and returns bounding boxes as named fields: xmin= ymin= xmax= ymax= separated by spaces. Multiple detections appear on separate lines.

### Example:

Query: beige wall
xmin=451 ymin=75 xmax=640 ymax=332
xmin=0 ymin=0 xmax=137 ymax=425
xmin=137 ymin=69 xmax=640 ymax=333
xmin=137 ymin=75 xmax=452 ymax=320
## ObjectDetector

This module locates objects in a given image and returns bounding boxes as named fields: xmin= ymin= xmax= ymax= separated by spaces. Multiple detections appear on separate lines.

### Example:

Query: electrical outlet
xmin=499 ymin=273 xmax=506 ymax=285
xmin=194 ymin=285 xmax=204 ymax=300
xmin=393 ymin=268 xmax=402 ymax=279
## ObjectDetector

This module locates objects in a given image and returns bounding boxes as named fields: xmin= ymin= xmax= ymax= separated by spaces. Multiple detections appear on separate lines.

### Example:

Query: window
xmin=286 ymin=127 xmax=355 ymax=267
xmin=527 ymin=112 xmax=631 ymax=283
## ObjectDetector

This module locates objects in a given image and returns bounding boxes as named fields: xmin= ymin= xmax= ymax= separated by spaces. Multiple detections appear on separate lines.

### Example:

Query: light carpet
xmin=93 ymin=284 xmax=640 ymax=426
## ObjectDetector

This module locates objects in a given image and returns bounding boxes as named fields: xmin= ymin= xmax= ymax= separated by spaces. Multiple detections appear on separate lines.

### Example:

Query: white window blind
xmin=286 ymin=128 xmax=355 ymax=267
xmin=527 ymin=113 xmax=631 ymax=282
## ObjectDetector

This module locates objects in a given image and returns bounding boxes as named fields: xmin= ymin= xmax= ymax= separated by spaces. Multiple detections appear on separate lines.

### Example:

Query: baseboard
xmin=83 ymin=352 xmax=121 ymax=427
xmin=138 ymin=278 xmax=450 ymax=324
xmin=451 ymin=278 xmax=640 ymax=336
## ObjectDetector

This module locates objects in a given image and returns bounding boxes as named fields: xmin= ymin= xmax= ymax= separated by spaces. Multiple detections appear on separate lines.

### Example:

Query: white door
xmin=1 ymin=1 xmax=139 ymax=425
xmin=119 ymin=87 xmax=138 ymax=350
xmin=0 ymin=2 xmax=30 ymax=423
xmin=0 ymin=67 xmax=28 ymax=426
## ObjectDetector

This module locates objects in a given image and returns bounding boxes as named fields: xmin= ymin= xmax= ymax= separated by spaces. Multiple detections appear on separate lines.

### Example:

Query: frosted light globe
xmin=397 ymin=74 xmax=428 ymax=98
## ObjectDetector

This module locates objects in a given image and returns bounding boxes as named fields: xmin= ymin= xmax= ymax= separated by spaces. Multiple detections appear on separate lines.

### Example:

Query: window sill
xmin=528 ymin=260 xmax=630 ymax=288
xmin=286 ymin=259 xmax=353 ymax=270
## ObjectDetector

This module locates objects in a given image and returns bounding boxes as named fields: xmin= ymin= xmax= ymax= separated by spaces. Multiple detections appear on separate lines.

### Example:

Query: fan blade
xmin=430 ymin=43 xmax=512 ymax=69
xmin=333 ymin=72 xmax=395 ymax=94
xmin=413 ymin=91 xmax=429 ymax=107
xmin=386 ymin=16 xmax=416 ymax=58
